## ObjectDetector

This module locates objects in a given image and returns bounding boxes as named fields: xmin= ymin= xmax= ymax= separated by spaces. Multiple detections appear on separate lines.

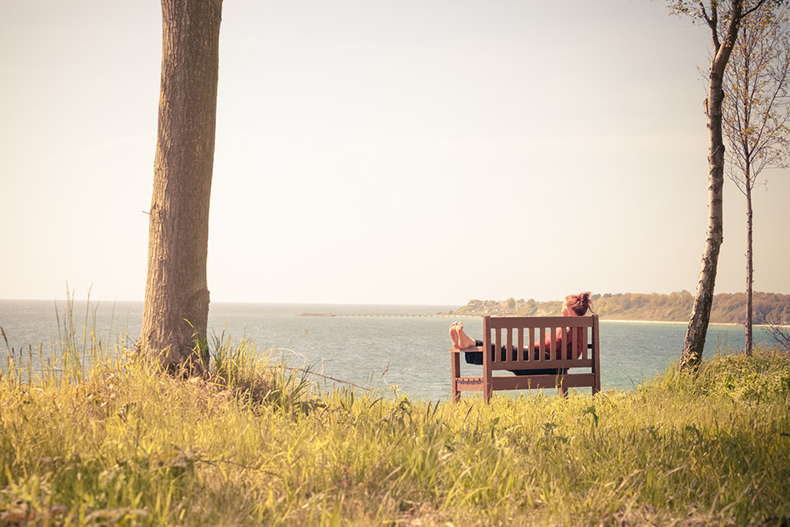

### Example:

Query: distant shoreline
xmin=602 ymin=318 xmax=705 ymax=325
xmin=602 ymin=319 xmax=689 ymax=325
xmin=602 ymin=319 xmax=787 ymax=328
xmin=449 ymin=316 xmax=784 ymax=328
xmin=307 ymin=312 xmax=765 ymax=327
xmin=450 ymin=292 xmax=790 ymax=327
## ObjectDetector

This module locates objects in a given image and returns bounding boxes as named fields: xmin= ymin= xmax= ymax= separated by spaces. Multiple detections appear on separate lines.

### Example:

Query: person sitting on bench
xmin=449 ymin=291 xmax=594 ymax=375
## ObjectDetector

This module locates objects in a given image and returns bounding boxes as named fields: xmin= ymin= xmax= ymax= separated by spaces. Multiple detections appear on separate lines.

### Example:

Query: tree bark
xmin=138 ymin=0 xmax=223 ymax=372
xmin=745 ymin=171 xmax=753 ymax=354
xmin=679 ymin=1 xmax=743 ymax=372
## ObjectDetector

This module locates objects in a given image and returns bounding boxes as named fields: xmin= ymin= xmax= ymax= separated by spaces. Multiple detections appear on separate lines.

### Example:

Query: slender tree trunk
xmin=679 ymin=1 xmax=743 ymax=372
xmin=745 ymin=171 xmax=754 ymax=355
xmin=680 ymin=99 xmax=725 ymax=371
xmin=137 ymin=0 xmax=223 ymax=372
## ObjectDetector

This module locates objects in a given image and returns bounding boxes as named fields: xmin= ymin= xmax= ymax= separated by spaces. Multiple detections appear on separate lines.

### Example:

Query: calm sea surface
xmin=0 ymin=300 xmax=774 ymax=401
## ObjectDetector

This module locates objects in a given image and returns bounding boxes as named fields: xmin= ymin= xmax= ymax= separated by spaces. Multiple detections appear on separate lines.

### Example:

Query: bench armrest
xmin=449 ymin=346 xmax=484 ymax=353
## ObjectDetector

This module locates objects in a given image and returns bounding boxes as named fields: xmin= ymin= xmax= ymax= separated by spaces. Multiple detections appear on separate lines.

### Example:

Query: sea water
xmin=0 ymin=300 xmax=774 ymax=401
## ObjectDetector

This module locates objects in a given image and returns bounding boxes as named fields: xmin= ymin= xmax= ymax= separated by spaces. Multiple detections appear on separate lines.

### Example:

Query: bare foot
xmin=456 ymin=322 xmax=477 ymax=349
xmin=449 ymin=322 xmax=461 ymax=348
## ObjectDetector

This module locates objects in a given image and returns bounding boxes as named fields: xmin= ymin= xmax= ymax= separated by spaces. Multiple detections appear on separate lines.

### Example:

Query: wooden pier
xmin=296 ymin=313 xmax=455 ymax=318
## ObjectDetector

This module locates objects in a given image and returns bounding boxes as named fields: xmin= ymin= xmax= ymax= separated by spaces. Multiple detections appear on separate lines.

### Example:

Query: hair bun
xmin=580 ymin=291 xmax=593 ymax=314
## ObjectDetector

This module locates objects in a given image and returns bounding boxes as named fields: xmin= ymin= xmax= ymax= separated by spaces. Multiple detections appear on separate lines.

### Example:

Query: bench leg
xmin=451 ymin=352 xmax=461 ymax=403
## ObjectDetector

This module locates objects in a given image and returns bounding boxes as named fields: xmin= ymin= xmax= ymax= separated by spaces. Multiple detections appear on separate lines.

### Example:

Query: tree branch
xmin=699 ymin=0 xmax=714 ymax=25
xmin=743 ymin=0 xmax=767 ymax=18
xmin=702 ymin=0 xmax=722 ymax=50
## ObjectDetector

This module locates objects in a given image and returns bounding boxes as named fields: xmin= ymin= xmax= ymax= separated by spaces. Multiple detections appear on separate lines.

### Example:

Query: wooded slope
xmin=450 ymin=291 xmax=790 ymax=325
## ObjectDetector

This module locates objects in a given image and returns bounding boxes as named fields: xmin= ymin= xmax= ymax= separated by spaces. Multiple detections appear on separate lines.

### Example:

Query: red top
xmin=536 ymin=326 xmax=585 ymax=359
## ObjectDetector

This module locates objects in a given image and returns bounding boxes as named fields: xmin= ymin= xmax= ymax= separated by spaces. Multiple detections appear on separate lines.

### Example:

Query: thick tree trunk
xmin=745 ymin=175 xmax=753 ymax=355
xmin=679 ymin=1 xmax=742 ymax=372
xmin=137 ymin=0 xmax=223 ymax=372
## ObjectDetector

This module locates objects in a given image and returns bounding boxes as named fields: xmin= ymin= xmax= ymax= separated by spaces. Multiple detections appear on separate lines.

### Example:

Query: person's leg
xmin=465 ymin=348 xmax=484 ymax=365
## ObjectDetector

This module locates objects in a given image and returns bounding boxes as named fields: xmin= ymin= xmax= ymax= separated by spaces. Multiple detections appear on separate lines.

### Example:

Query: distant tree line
xmin=451 ymin=292 xmax=790 ymax=325
xmin=594 ymin=292 xmax=790 ymax=325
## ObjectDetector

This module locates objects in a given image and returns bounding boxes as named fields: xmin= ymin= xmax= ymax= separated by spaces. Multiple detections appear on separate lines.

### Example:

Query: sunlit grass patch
xmin=1 ymin=299 xmax=789 ymax=525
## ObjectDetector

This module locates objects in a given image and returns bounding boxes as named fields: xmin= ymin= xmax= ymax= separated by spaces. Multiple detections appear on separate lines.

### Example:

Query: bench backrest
xmin=482 ymin=315 xmax=599 ymax=373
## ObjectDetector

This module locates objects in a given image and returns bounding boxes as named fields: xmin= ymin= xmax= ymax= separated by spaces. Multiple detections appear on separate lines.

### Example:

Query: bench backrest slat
xmin=484 ymin=315 xmax=596 ymax=371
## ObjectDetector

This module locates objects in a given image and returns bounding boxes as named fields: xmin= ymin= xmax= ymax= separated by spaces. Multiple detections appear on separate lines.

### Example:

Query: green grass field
xmin=1 ymin=317 xmax=789 ymax=526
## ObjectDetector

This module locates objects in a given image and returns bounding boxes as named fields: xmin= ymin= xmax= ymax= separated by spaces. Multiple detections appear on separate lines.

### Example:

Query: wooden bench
xmin=449 ymin=315 xmax=601 ymax=403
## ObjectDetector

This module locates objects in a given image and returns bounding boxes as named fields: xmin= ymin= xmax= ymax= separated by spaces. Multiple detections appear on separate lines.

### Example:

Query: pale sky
xmin=1 ymin=0 xmax=788 ymax=306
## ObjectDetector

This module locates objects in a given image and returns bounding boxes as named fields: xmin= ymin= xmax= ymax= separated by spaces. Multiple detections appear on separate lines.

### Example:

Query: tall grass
xmin=1 ymin=303 xmax=789 ymax=525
